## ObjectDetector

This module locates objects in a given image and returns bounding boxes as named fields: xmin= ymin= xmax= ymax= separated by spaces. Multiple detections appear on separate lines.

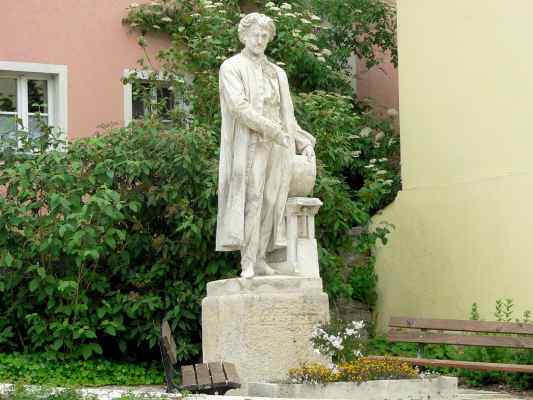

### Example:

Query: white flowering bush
xmin=311 ymin=320 xmax=368 ymax=363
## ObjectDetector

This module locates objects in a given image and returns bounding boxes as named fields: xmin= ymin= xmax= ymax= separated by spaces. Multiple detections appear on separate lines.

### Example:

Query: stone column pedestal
xmin=202 ymin=276 xmax=330 ymax=392
xmin=267 ymin=197 xmax=323 ymax=277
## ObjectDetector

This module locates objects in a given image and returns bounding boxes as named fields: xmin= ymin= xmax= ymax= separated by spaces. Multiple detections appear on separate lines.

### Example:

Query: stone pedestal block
xmin=202 ymin=276 xmax=330 ymax=390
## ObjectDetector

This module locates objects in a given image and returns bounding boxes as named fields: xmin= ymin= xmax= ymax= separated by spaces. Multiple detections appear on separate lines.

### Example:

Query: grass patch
xmin=0 ymin=353 xmax=163 ymax=387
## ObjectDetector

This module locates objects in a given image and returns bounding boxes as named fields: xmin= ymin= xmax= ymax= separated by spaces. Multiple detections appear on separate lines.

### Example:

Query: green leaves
xmin=0 ymin=352 xmax=163 ymax=386
xmin=0 ymin=123 xmax=229 ymax=362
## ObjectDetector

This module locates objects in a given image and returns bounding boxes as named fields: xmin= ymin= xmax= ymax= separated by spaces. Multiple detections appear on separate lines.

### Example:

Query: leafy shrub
xmin=0 ymin=353 xmax=162 ymax=386
xmin=0 ymin=124 xmax=235 ymax=361
xmin=287 ymin=358 xmax=418 ymax=384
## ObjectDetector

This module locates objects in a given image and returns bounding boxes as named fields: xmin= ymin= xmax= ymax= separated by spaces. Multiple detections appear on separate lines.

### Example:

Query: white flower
xmin=214 ymin=2 xmax=223 ymax=6
xmin=303 ymin=33 xmax=317 ymax=41
xmin=379 ymin=157 xmax=388 ymax=162
xmin=300 ymin=18 xmax=312 ymax=24
xmin=280 ymin=3 xmax=292 ymax=10
xmin=369 ymin=158 xmax=376 ymax=164
xmin=376 ymin=170 xmax=387 ymax=175
xmin=352 ymin=150 xmax=361 ymax=158
xmin=386 ymin=108 xmax=399 ymax=117
xmin=265 ymin=1 xmax=275 ymax=7
xmin=161 ymin=16 xmax=172 ymax=22
xmin=384 ymin=179 xmax=394 ymax=185
xmin=321 ymin=48 xmax=332 ymax=57
xmin=276 ymin=61 xmax=286 ymax=66
xmin=316 ymin=56 xmax=326 ymax=63
xmin=270 ymin=6 xmax=280 ymax=11
xmin=310 ymin=15 xmax=321 ymax=21
xmin=352 ymin=320 xmax=365 ymax=330
xmin=359 ymin=127 xmax=372 ymax=137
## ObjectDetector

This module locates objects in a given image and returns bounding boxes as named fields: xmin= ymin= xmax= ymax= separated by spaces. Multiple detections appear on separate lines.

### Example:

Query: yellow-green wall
xmin=374 ymin=0 xmax=533 ymax=330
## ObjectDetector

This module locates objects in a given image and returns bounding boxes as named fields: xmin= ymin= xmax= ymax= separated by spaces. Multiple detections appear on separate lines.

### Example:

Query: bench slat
xmin=389 ymin=328 xmax=533 ymax=349
xmin=181 ymin=365 xmax=197 ymax=388
xmin=208 ymin=362 xmax=227 ymax=386
xmin=223 ymin=362 xmax=240 ymax=385
xmin=195 ymin=363 xmax=212 ymax=386
xmin=390 ymin=317 xmax=533 ymax=335
xmin=367 ymin=356 xmax=533 ymax=374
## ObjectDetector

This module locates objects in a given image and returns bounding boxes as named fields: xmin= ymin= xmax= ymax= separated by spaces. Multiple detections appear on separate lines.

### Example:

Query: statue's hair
xmin=238 ymin=13 xmax=276 ymax=45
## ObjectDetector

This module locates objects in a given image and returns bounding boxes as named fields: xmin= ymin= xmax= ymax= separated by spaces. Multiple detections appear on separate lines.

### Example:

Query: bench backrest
xmin=389 ymin=317 xmax=533 ymax=349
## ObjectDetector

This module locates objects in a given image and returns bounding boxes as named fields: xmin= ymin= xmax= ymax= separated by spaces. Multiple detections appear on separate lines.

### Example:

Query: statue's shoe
xmin=255 ymin=259 xmax=276 ymax=276
xmin=240 ymin=262 xmax=255 ymax=279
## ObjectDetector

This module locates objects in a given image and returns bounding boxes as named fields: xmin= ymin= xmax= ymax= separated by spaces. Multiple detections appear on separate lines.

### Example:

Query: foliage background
xmin=0 ymin=0 xmax=399 ymax=363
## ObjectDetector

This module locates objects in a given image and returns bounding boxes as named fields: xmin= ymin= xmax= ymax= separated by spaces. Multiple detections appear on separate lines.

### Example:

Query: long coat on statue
xmin=216 ymin=52 xmax=315 ymax=252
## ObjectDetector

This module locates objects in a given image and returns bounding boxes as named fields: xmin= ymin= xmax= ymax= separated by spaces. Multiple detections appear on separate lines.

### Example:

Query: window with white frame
xmin=0 ymin=75 xmax=52 ymax=139
xmin=0 ymin=62 xmax=67 ymax=145
xmin=123 ymin=69 xmax=190 ymax=126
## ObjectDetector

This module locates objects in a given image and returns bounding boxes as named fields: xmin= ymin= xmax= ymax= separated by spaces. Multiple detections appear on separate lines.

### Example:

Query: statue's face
xmin=243 ymin=24 xmax=270 ymax=57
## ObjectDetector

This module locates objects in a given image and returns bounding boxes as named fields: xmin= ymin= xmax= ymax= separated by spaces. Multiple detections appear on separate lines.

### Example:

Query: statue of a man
xmin=216 ymin=13 xmax=315 ymax=278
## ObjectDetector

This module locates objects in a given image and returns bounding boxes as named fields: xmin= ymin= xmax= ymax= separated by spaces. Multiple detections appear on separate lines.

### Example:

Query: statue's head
xmin=238 ymin=13 xmax=276 ymax=57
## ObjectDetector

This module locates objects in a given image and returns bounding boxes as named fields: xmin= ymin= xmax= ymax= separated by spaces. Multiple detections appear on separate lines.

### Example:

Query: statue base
xmin=202 ymin=276 xmax=330 ymax=393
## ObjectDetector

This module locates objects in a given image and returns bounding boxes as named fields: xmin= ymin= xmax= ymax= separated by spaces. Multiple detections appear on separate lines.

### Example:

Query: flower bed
xmin=248 ymin=377 xmax=457 ymax=400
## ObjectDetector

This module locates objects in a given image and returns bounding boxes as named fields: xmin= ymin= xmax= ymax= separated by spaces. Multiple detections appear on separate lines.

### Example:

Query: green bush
xmin=0 ymin=353 xmax=162 ymax=386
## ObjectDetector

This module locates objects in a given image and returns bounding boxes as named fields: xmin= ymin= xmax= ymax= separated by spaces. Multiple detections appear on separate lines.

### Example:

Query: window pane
xmin=0 ymin=115 xmax=17 ymax=148
xmin=29 ymin=114 xmax=49 ymax=139
xmin=0 ymin=114 xmax=17 ymax=134
xmin=132 ymin=95 xmax=146 ymax=119
xmin=132 ymin=81 xmax=151 ymax=119
xmin=28 ymin=79 xmax=48 ymax=113
xmin=0 ymin=78 xmax=17 ymax=112
xmin=157 ymin=86 xmax=175 ymax=120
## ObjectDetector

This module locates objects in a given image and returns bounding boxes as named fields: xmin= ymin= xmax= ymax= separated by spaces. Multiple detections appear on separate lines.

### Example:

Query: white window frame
xmin=0 ymin=61 xmax=68 ymax=139
xmin=123 ymin=68 xmax=191 ymax=126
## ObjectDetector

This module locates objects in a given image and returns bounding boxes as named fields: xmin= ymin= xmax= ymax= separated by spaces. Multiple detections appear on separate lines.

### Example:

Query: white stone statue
xmin=215 ymin=12 xmax=316 ymax=278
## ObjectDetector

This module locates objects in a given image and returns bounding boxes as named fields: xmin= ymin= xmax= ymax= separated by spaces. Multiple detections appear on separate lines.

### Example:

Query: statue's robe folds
xmin=216 ymin=53 xmax=315 ymax=252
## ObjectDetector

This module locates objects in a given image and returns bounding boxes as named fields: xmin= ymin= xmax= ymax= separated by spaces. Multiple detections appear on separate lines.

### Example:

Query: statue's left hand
xmin=301 ymin=146 xmax=315 ymax=163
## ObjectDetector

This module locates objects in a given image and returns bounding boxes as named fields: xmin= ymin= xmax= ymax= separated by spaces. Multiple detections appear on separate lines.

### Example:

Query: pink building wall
xmin=357 ymin=57 xmax=399 ymax=116
xmin=0 ymin=0 xmax=169 ymax=139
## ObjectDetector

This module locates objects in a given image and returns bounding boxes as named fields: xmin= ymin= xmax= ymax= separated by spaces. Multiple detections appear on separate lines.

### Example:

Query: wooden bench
xmin=180 ymin=361 xmax=241 ymax=394
xmin=368 ymin=317 xmax=533 ymax=373
xmin=159 ymin=320 xmax=241 ymax=394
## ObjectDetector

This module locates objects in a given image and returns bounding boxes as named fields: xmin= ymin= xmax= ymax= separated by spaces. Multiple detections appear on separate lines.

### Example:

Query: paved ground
xmin=3 ymin=383 xmax=532 ymax=399
xmin=457 ymin=388 xmax=533 ymax=400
